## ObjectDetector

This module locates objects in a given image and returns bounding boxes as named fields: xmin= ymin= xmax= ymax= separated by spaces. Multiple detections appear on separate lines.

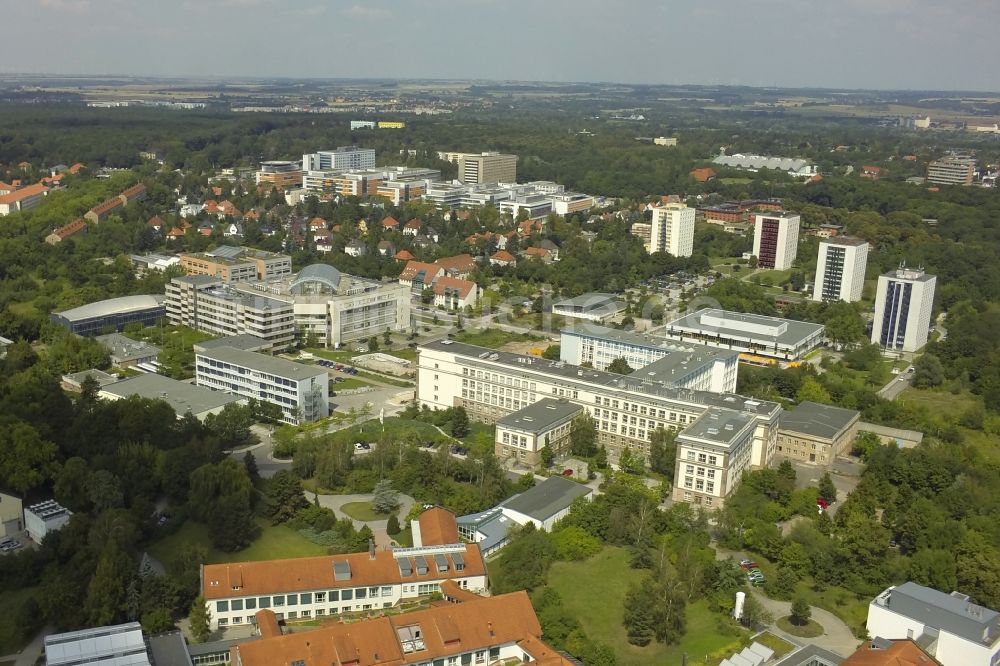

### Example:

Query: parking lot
xmin=1 ymin=534 xmax=25 ymax=554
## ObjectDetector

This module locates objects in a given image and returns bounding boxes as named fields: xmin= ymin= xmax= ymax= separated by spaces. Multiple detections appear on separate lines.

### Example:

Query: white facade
xmin=417 ymin=340 xmax=781 ymax=469
xmin=302 ymin=147 xmax=376 ymax=172
xmin=649 ymin=204 xmax=696 ymax=257
xmin=45 ymin=623 xmax=150 ymax=666
xmin=752 ymin=212 xmax=800 ymax=270
xmin=25 ymin=500 xmax=71 ymax=543
xmin=812 ymin=237 xmax=869 ymax=303
xmin=672 ymin=408 xmax=756 ymax=509
xmin=665 ymin=309 xmax=825 ymax=361
xmin=871 ymin=267 xmax=937 ymax=352
xmin=195 ymin=347 xmax=329 ymax=424
xmin=867 ymin=583 xmax=1000 ymax=666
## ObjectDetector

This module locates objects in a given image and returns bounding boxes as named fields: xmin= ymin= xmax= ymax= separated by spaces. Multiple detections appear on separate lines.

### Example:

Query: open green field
xmin=899 ymin=386 xmax=981 ymax=415
xmin=148 ymin=518 xmax=327 ymax=566
xmin=331 ymin=377 xmax=373 ymax=390
xmin=132 ymin=324 xmax=214 ymax=378
xmin=747 ymin=268 xmax=793 ymax=287
xmin=0 ymin=587 xmax=38 ymax=655
xmin=340 ymin=502 xmax=393 ymax=522
xmin=454 ymin=328 xmax=546 ymax=349
xmin=777 ymin=615 xmax=824 ymax=638
xmin=547 ymin=547 xmax=745 ymax=666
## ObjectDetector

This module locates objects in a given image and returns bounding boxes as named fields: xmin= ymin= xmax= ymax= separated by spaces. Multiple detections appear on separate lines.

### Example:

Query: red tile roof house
xmin=403 ymin=218 xmax=422 ymax=236
xmin=434 ymin=254 xmax=477 ymax=278
xmin=45 ymin=218 xmax=87 ymax=245
xmin=398 ymin=260 xmax=444 ymax=289
xmin=690 ymin=167 xmax=717 ymax=183
xmin=394 ymin=249 xmax=415 ymax=262
xmin=0 ymin=183 xmax=49 ymax=216
xmin=382 ymin=216 xmax=400 ymax=230
xmin=490 ymin=250 xmax=517 ymax=266
xmin=433 ymin=275 xmax=480 ymax=310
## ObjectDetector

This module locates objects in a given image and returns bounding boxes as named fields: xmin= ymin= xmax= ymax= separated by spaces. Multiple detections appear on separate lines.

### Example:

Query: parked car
xmin=817 ymin=497 xmax=830 ymax=509
xmin=562 ymin=468 xmax=574 ymax=477
xmin=739 ymin=559 xmax=758 ymax=570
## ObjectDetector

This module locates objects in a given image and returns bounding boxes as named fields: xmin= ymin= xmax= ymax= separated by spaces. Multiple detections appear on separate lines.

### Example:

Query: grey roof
xmin=502 ymin=476 xmax=592 ymax=522
xmin=197 ymin=346 xmax=325 ymax=381
xmin=497 ymin=398 xmax=582 ymax=433
xmin=666 ymin=308 xmax=825 ymax=347
xmin=55 ymin=295 xmax=165 ymax=322
xmin=713 ymin=154 xmax=814 ymax=173
xmin=565 ymin=322 xmax=737 ymax=361
xmin=101 ymin=373 xmax=243 ymax=416
xmin=772 ymin=644 xmax=843 ymax=666
xmin=780 ymin=401 xmax=859 ymax=440
xmin=421 ymin=339 xmax=781 ymax=418
xmin=679 ymin=407 xmax=756 ymax=448
xmin=172 ymin=275 xmax=221 ymax=286
xmin=95 ymin=333 xmax=161 ymax=363
xmin=881 ymin=267 xmax=937 ymax=284
xmin=193 ymin=334 xmax=269 ymax=352
xmin=45 ymin=622 xmax=151 ymax=666
xmin=62 ymin=369 xmax=120 ymax=388
xmin=821 ymin=235 xmax=869 ymax=248
xmin=881 ymin=581 xmax=1000 ymax=645
xmin=147 ymin=632 xmax=192 ymax=666
xmin=206 ymin=245 xmax=245 ymax=260
xmin=290 ymin=263 xmax=342 ymax=292
xmin=553 ymin=292 xmax=622 ymax=311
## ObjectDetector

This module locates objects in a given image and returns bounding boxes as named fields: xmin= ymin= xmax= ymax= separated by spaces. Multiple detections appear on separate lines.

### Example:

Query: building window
xmin=216 ymin=601 xmax=229 ymax=613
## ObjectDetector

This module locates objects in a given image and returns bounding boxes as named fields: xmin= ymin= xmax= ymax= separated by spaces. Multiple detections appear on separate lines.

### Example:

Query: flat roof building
xmin=867 ymin=581 xmax=1000 ymax=666
xmin=95 ymin=333 xmax=161 ymax=369
xmin=814 ymin=236 xmax=869 ymax=303
xmin=440 ymin=151 xmax=518 ymax=185
xmin=0 ymin=491 xmax=23 ymax=538
xmin=560 ymin=322 xmax=739 ymax=393
xmin=99 ymin=372 xmax=245 ymax=420
xmin=51 ymin=295 xmax=166 ymax=337
xmin=418 ymin=339 xmax=782 ymax=471
xmin=179 ymin=246 xmax=292 ymax=283
xmin=302 ymin=147 xmax=376 ymax=172
xmin=927 ymin=156 xmax=976 ymax=186
xmin=672 ymin=407 xmax=757 ymax=509
xmin=664 ymin=308 xmax=825 ymax=361
xmin=872 ymin=266 xmax=937 ymax=353
xmin=25 ymin=499 xmax=72 ymax=543
xmin=500 ymin=476 xmax=593 ymax=531
xmin=195 ymin=346 xmax=328 ymax=423
xmin=495 ymin=398 xmax=583 ymax=467
xmin=45 ymin=623 xmax=150 ymax=666
xmin=193 ymin=334 xmax=270 ymax=353
xmin=650 ymin=203 xmax=696 ymax=257
xmin=753 ymin=212 xmax=800 ymax=271
xmin=552 ymin=293 xmax=625 ymax=323
xmin=778 ymin=401 xmax=860 ymax=466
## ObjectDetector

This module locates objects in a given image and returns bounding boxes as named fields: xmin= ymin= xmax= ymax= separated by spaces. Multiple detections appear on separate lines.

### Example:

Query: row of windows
xmin=684 ymin=464 xmax=717 ymax=480
xmin=216 ymin=586 xmax=394 ymax=613
xmin=682 ymin=491 xmax=715 ymax=507
xmin=685 ymin=451 xmax=720 ymax=466
xmin=683 ymin=477 xmax=716 ymax=493
xmin=460 ymin=367 xmax=536 ymax=391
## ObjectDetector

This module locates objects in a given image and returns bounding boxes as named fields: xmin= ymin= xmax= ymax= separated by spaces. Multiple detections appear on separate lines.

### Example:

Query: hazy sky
xmin=2 ymin=0 xmax=998 ymax=91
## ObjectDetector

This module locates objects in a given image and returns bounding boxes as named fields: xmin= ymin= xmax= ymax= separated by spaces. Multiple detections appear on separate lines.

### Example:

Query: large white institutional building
xmin=649 ymin=203 xmax=696 ymax=257
xmin=752 ymin=212 xmax=800 ymax=271
xmin=871 ymin=266 xmax=937 ymax=352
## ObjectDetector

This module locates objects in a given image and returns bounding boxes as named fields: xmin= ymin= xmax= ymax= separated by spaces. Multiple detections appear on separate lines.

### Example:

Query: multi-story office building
xmin=495 ymin=398 xmax=583 ymax=465
xmin=417 ymin=340 xmax=781 ymax=469
xmin=813 ymin=236 xmax=869 ymax=303
xmin=871 ymin=267 xmax=937 ymax=352
xmin=867 ymin=581 xmax=1000 ymax=666
xmin=302 ymin=147 xmax=376 ymax=172
xmin=560 ymin=323 xmax=738 ymax=392
xmin=202 ymin=516 xmax=487 ymax=629
xmin=230 ymin=590 xmax=571 ymax=666
xmin=195 ymin=346 xmax=329 ymax=423
xmin=927 ymin=156 xmax=976 ymax=186
xmin=752 ymin=212 xmax=801 ymax=270
xmin=777 ymin=400 xmax=860 ymax=465
xmin=254 ymin=161 xmax=302 ymax=190
xmin=439 ymin=152 xmax=518 ymax=184
xmin=165 ymin=276 xmax=295 ymax=350
xmin=672 ymin=407 xmax=757 ymax=508
xmin=180 ymin=246 xmax=292 ymax=283
xmin=664 ymin=308 xmax=825 ymax=361
xmin=649 ymin=203 xmax=696 ymax=257
xmin=239 ymin=263 xmax=411 ymax=348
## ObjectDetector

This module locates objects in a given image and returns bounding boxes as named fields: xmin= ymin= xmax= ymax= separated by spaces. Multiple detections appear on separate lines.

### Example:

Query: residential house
xmin=377 ymin=240 xmax=396 ymax=257
xmin=399 ymin=260 xmax=444 ymax=290
xmin=394 ymin=249 xmax=415 ymax=262
xmin=45 ymin=218 xmax=88 ymax=245
xmin=313 ymin=228 xmax=333 ymax=253
xmin=403 ymin=218 xmax=422 ymax=236
xmin=222 ymin=222 xmax=244 ymax=238
xmin=433 ymin=275 xmax=480 ymax=310
xmin=691 ymin=167 xmax=717 ymax=182
xmin=861 ymin=165 xmax=882 ymax=180
xmin=382 ymin=216 xmax=400 ymax=231
xmin=308 ymin=217 xmax=326 ymax=231
xmin=490 ymin=250 xmax=516 ymax=267
xmin=523 ymin=246 xmax=553 ymax=262
xmin=147 ymin=215 xmax=164 ymax=234
xmin=841 ymin=638 xmax=937 ymax=665
xmin=434 ymin=254 xmax=477 ymax=279
xmin=344 ymin=239 xmax=367 ymax=257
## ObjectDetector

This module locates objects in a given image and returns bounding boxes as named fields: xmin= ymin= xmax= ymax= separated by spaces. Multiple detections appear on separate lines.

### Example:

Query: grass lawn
xmin=547 ymin=547 xmax=746 ymax=666
xmin=132 ymin=324 xmax=214 ymax=379
xmin=392 ymin=527 xmax=413 ymax=547
xmin=382 ymin=348 xmax=418 ymax=362
xmin=0 ymin=587 xmax=38 ymax=654
xmin=340 ymin=502 xmax=392 ymax=522
xmin=304 ymin=347 xmax=357 ymax=362
xmin=332 ymin=377 xmax=373 ymax=390
xmin=899 ymin=386 xmax=981 ymax=416
xmin=747 ymin=268 xmax=793 ymax=287
xmin=777 ymin=616 xmax=824 ymax=638
xmin=454 ymin=328 xmax=545 ymax=349
xmin=148 ymin=518 xmax=327 ymax=566
xmin=335 ymin=417 xmax=449 ymax=446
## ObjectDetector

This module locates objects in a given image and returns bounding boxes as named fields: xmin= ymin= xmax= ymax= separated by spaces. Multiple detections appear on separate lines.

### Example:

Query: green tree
xmin=367 ymin=335 xmax=379 ymax=352
xmin=740 ymin=593 xmax=774 ymax=629
xmin=606 ymin=357 xmax=633 ymax=375
xmin=593 ymin=445 xmax=609 ymax=469
xmin=796 ymin=376 xmax=832 ymax=404
xmin=262 ymin=470 xmax=309 ymax=524
xmin=550 ymin=526 xmax=602 ymax=561
xmin=790 ymin=598 xmax=812 ymax=626
xmin=450 ymin=406 xmax=470 ymax=438
xmin=85 ymin=542 xmax=132 ymax=626
xmin=243 ymin=451 xmax=260 ymax=486
xmin=203 ymin=403 xmax=255 ymax=449
xmin=569 ymin=413 xmax=598 ymax=457
xmin=912 ymin=353 xmax=944 ymax=388
xmin=648 ymin=427 xmax=676 ymax=478
xmin=817 ymin=472 xmax=837 ymax=503
xmin=542 ymin=344 xmax=561 ymax=360
xmin=386 ymin=513 xmax=401 ymax=535
xmin=540 ymin=444 xmax=556 ymax=468
xmin=772 ymin=565 xmax=799 ymax=600
xmin=383 ymin=328 xmax=392 ymax=346
xmin=619 ymin=448 xmax=645 ymax=475
xmin=188 ymin=597 xmax=211 ymax=644
xmin=0 ymin=418 xmax=57 ymax=493
xmin=141 ymin=608 xmax=175 ymax=634
xmin=623 ymin=582 xmax=656 ymax=646
xmin=372 ymin=479 xmax=400 ymax=514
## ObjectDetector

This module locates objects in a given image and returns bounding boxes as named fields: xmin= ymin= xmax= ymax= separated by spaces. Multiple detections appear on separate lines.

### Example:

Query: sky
xmin=2 ymin=0 xmax=998 ymax=91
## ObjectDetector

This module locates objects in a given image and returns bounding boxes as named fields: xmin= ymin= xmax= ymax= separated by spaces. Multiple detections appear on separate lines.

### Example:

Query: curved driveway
xmin=316 ymin=492 xmax=416 ymax=549
xmin=750 ymin=590 xmax=860 ymax=657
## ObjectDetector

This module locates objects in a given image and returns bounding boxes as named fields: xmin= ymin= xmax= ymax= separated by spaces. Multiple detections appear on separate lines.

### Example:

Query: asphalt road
xmin=878 ymin=372 xmax=912 ymax=401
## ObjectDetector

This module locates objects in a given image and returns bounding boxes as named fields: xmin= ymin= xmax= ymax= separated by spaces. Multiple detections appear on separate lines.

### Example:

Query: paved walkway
xmin=0 ymin=625 xmax=54 ymax=666
xmin=750 ymin=590 xmax=860 ymax=657
xmin=316 ymin=492 xmax=416 ymax=549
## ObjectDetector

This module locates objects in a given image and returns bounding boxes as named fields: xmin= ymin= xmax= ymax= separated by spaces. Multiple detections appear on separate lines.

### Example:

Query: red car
xmin=562 ymin=468 xmax=574 ymax=477
xmin=817 ymin=498 xmax=830 ymax=509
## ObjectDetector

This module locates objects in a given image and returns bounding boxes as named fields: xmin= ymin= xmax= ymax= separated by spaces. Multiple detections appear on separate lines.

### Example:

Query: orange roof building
xmin=490 ymin=250 xmax=516 ymax=266
xmin=0 ymin=183 xmax=49 ymax=216
xmin=201 ymin=543 xmax=488 ymax=630
xmin=842 ymin=638 xmax=939 ymax=665
xmin=690 ymin=167 xmax=717 ymax=183
xmin=414 ymin=507 xmax=460 ymax=547
xmin=45 ymin=218 xmax=87 ymax=245
xmin=393 ymin=250 xmax=415 ymax=262
xmin=398 ymin=260 xmax=444 ymax=287
xmin=433 ymin=254 xmax=476 ymax=278
xmin=432 ymin=275 xmax=480 ymax=310
xmin=231 ymin=591 xmax=575 ymax=666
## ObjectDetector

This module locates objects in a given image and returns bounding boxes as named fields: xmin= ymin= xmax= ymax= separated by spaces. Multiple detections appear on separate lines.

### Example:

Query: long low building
xmin=560 ymin=322 xmax=739 ymax=392
xmin=552 ymin=292 xmax=625 ymax=323
xmin=202 ymin=543 xmax=487 ymax=631
xmin=664 ymin=308 xmax=825 ymax=361
xmin=777 ymin=400 xmax=860 ymax=465
xmin=51 ymin=295 xmax=166 ymax=336
xmin=195 ymin=346 xmax=328 ymax=423
xmin=98 ymin=372 xmax=245 ymax=420
xmin=417 ymin=339 xmax=782 ymax=470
